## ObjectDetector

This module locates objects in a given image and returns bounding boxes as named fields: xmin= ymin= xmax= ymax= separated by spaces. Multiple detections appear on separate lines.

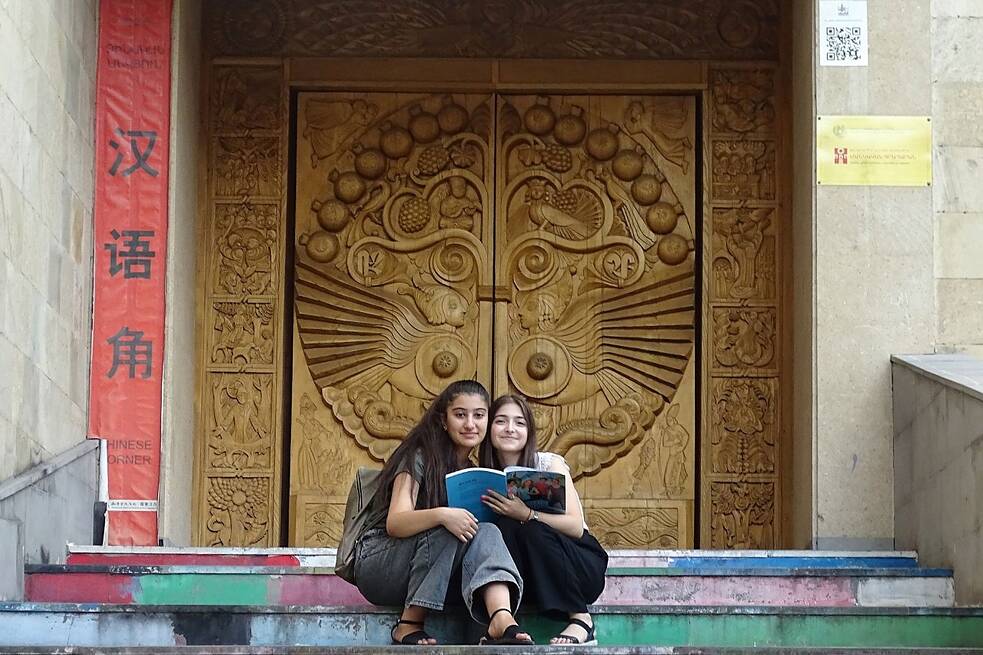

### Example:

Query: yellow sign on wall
xmin=817 ymin=116 xmax=932 ymax=186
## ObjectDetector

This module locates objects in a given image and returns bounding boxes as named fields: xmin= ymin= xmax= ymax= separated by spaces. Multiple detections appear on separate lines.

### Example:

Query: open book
xmin=445 ymin=466 xmax=566 ymax=523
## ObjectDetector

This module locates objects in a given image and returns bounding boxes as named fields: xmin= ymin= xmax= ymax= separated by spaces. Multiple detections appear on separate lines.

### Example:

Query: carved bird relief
xmin=521 ymin=179 xmax=602 ymax=240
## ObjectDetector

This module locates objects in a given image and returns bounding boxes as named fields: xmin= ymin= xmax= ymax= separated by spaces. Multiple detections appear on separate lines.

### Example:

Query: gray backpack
xmin=334 ymin=466 xmax=382 ymax=584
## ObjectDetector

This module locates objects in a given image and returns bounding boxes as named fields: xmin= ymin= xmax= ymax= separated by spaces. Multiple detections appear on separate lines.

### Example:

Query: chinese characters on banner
xmin=87 ymin=0 xmax=172 ymax=545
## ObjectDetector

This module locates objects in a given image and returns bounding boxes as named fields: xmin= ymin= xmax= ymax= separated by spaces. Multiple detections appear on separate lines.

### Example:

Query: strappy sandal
xmin=390 ymin=618 xmax=435 ymax=645
xmin=551 ymin=617 xmax=597 ymax=646
xmin=479 ymin=607 xmax=535 ymax=646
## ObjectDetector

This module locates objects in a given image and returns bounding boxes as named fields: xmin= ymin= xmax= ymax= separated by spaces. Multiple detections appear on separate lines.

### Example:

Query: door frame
xmin=193 ymin=57 xmax=789 ymax=549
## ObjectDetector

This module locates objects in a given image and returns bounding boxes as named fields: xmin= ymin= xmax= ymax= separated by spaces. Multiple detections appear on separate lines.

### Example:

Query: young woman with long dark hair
xmin=479 ymin=394 xmax=608 ymax=646
xmin=353 ymin=380 xmax=534 ymax=646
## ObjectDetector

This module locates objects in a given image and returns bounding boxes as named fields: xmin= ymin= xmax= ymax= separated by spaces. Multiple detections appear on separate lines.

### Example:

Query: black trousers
xmin=497 ymin=517 xmax=608 ymax=620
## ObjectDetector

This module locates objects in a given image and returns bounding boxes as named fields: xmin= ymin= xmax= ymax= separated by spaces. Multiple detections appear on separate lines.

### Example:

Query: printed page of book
xmin=504 ymin=469 xmax=566 ymax=514
xmin=445 ymin=468 xmax=506 ymax=523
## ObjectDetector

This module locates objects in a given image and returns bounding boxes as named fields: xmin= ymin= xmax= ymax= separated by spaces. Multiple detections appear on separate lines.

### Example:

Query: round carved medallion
xmin=416 ymin=335 xmax=477 ymax=395
xmin=217 ymin=0 xmax=287 ymax=54
xmin=509 ymin=335 xmax=572 ymax=399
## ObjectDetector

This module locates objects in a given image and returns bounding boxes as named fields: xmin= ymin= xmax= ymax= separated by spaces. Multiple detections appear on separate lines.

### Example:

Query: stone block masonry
xmin=0 ymin=0 xmax=98 ymax=481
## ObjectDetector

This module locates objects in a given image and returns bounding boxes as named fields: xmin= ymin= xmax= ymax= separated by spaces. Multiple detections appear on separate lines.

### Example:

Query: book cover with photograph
xmin=445 ymin=467 xmax=565 ymax=523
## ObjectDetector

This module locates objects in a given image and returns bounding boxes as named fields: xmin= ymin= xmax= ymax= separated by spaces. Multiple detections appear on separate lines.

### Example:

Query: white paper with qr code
xmin=820 ymin=1 xmax=868 ymax=67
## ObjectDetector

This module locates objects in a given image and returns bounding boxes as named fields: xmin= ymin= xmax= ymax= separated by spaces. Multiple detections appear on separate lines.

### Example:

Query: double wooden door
xmin=289 ymin=92 xmax=697 ymax=548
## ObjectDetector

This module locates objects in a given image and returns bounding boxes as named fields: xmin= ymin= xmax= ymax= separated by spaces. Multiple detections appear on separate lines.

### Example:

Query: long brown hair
xmin=479 ymin=394 xmax=538 ymax=470
xmin=372 ymin=379 xmax=490 ymax=513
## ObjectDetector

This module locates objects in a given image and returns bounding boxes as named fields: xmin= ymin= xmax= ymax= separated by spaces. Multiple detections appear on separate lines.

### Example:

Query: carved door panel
xmin=495 ymin=95 xmax=698 ymax=548
xmin=289 ymin=92 xmax=697 ymax=548
xmin=290 ymin=92 xmax=495 ymax=545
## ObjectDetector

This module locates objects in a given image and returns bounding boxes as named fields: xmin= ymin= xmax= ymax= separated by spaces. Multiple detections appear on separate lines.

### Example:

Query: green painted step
xmin=2 ymin=604 xmax=983 ymax=649
xmin=1 ymin=648 xmax=982 ymax=655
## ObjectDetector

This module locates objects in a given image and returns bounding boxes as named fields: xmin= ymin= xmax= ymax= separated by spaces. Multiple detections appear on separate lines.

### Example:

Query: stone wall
xmin=893 ymin=354 xmax=983 ymax=604
xmin=812 ymin=0 xmax=935 ymax=549
xmin=933 ymin=3 xmax=983 ymax=355
xmin=0 ymin=439 xmax=99 ymax=599
xmin=159 ymin=0 xmax=202 ymax=547
xmin=0 ymin=1 xmax=98 ymax=480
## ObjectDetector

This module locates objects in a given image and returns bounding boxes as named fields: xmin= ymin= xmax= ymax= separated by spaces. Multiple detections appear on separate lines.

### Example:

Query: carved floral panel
xmin=212 ymin=202 xmax=279 ymax=297
xmin=711 ymin=307 xmax=777 ymax=372
xmin=587 ymin=506 xmax=680 ymax=549
xmin=205 ymin=475 xmax=271 ymax=546
xmin=213 ymin=137 xmax=282 ymax=198
xmin=709 ymin=481 xmax=775 ymax=549
xmin=710 ymin=378 xmax=777 ymax=475
xmin=301 ymin=502 xmax=347 ymax=546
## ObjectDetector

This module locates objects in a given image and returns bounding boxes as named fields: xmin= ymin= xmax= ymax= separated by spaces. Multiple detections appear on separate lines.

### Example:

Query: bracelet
xmin=522 ymin=508 xmax=533 ymax=524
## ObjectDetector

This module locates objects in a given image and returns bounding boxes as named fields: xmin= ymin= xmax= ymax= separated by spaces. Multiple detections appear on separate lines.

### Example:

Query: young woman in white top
xmin=479 ymin=394 xmax=608 ymax=646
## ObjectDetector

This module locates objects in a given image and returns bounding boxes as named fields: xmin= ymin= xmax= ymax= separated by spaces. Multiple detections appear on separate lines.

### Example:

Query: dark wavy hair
xmin=479 ymin=394 xmax=538 ymax=470
xmin=372 ymin=379 xmax=490 ymax=513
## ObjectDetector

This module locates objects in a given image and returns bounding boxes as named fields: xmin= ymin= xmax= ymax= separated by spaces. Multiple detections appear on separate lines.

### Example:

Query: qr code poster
xmin=820 ymin=1 xmax=869 ymax=67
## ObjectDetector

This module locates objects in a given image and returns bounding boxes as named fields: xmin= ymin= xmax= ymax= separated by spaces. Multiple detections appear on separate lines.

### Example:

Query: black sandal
xmin=551 ymin=617 xmax=597 ymax=646
xmin=391 ymin=618 xmax=435 ymax=645
xmin=479 ymin=607 xmax=535 ymax=645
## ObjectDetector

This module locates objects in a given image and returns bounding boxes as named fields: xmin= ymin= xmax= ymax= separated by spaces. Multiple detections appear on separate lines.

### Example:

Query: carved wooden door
xmin=290 ymin=92 xmax=696 ymax=548
xmin=494 ymin=96 xmax=697 ymax=548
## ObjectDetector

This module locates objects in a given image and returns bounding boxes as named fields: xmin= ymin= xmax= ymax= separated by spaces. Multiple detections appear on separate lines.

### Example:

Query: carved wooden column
xmin=702 ymin=66 xmax=782 ymax=548
xmin=192 ymin=64 xmax=287 ymax=546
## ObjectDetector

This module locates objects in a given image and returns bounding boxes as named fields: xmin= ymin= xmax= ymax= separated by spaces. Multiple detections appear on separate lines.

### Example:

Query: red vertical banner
xmin=88 ymin=0 xmax=172 ymax=545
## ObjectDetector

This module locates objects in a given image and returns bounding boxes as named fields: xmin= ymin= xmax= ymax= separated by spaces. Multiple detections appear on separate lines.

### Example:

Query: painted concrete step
xmin=2 ymin=604 xmax=983 ymax=649
xmin=2 ymin=648 xmax=983 ymax=655
xmin=66 ymin=545 xmax=921 ymax=569
xmin=24 ymin=564 xmax=956 ymax=608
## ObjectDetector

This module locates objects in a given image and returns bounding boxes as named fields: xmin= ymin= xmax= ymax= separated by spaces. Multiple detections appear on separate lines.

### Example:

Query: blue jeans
xmin=354 ymin=522 xmax=523 ymax=623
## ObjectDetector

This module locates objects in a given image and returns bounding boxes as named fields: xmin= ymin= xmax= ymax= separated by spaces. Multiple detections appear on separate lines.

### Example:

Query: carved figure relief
xmin=207 ymin=373 xmax=273 ymax=471
xmin=710 ymin=69 xmax=776 ymax=135
xmin=204 ymin=1 xmax=779 ymax=61
xmin=211 ymin=67 xmax=281 ymax=133
xmin=711 ymin=207 xmax=776 ymax=301
xmin=196 ymin=64 xmax=285 ymax=548
xmin=711 ymin=140 xmax=776 ymax=202
xmin=210 ymin=301 xmax=275 ymax=367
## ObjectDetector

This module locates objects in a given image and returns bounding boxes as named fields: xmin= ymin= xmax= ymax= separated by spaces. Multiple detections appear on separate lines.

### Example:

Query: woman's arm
xmin=482 ymin=457 xmax=585 ymax=539
xmin=385 ymin=471 xmax=478 ymax=542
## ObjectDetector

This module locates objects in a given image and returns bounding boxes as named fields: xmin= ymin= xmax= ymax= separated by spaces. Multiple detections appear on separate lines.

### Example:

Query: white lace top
xmin=534 ymin=451 xmax=589 ymax=532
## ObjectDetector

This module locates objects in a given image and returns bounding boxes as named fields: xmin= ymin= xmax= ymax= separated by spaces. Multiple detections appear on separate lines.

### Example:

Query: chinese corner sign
xmin=87 ymin=0 xmax=173 ymax=545
xmin=817 ymin=116 xmax=932 ymax=186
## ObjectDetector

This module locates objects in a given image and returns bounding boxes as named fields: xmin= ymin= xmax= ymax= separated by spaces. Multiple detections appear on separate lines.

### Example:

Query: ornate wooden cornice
xmin=204 ymin=0 xmax=780 ymax=61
